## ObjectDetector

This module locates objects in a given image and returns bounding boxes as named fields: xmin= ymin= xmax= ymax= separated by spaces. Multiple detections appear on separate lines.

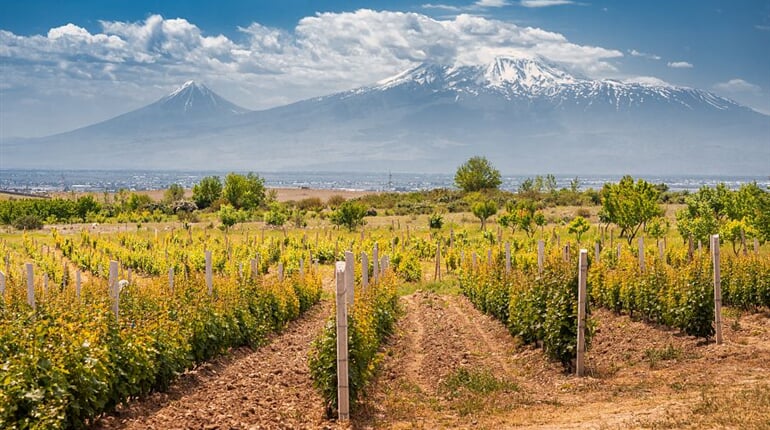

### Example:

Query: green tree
xmin=331 ymin=201 xmax=367 ymax=231
xmin=599 ymin=176 xmax=662 ymax=244
xmin=218 ymin=204 xmax=245 ymax=231
xmin=75 ymin=195 xmax=101 ymax=221
xmin=264 ymin=202 xmax=288 ymax=227
xmin=192 ymin=176 xmax=223 ymax=209
xmin=567 ymin=216 xmax=590 ymax=243
xmin=646 ymin=216 xmax=669 ymax=246
xmin=472 ymin=200 xmax=498 ymax=231
xmin=164 ymin=183 xmax=185 ymax=203
xmin=223 ymin=172 xmax=266 ymax=210
xmin=454 ymin=156 xmax=502 ymax=192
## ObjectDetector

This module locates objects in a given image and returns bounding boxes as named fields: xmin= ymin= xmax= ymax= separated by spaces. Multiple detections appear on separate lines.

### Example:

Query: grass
xmin=644 ymin=344 xmax=682 ymax=369
xmin=437 ymin=366 xmax=521 ymax=416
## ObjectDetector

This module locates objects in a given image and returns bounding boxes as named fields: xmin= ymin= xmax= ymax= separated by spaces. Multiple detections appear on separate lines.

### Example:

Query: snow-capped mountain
xmin=2 ymin=57 xmax=768 ymax=174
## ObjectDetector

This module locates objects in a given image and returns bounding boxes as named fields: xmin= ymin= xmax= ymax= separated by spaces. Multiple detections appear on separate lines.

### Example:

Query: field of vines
xmin=1 ymin=208 xmax=769 ymax=427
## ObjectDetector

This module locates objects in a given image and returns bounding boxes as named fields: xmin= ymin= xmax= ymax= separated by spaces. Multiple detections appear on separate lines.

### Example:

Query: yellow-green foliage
xmin=308 ymin=273 xmax=400 ymax=417
xmin=458 ymin=248 xmax=591 ymax=370
xmin=0 ymin=268 xmax=321 ymax=429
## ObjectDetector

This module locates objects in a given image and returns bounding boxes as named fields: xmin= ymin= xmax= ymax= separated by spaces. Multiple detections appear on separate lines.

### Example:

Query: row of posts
xmin=336 ymin=245 xmax=390 ymax=421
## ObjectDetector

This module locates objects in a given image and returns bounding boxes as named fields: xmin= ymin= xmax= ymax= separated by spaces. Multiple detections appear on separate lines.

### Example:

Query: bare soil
xmin=355 ymin=291 xmax=770 ymax=429
xmin=92 ymin=287 xmax=344 ymax=430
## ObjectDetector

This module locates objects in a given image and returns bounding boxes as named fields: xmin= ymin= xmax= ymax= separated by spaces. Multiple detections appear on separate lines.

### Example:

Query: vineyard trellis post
xmin=537 ymin=240 xmax=544 ymax=274
xmin=169 ymin=267 xmax=174 ymax=294
xmin=334 ymin=261 xmax=350 ymax=421
xmin=638 ymin=237 xmax=645 ymax=272
xmin=76 ymin=270 xmax=81 ymax=299
xmin=361 ymin=252 xmax=368 ymax=288
xmin=577 ymin=249 xmax=588 ymax=377
xmin=278 ymin=263 xmax=284 ymax=282
xmin=505 ymin=242 xmax=511 ymax=274
xmin=434 ymin=240 xmax=441 ymax=281
xmin=0 ymin=270 xmax=5 ymax=298
xmin=109 ymin=260 xmax=119 ymax=319
xmin=711 ymin=234 xmax=723 ymax=345
xmin=26 ymin=263 xmax=35 ymax=309
xmin=755 ymin=238 xmax=760 ymax=255
xmin=344 ymin=252 xmax=354 ymax=306
xmin=205 ymin=250 xmax=213 ymax=295
xmin=594 ymin=242 xmax=601 ymax=264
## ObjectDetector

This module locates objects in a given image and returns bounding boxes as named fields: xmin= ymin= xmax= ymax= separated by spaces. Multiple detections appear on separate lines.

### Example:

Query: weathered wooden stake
xmin=594 ymin=242 xmax=601 ymax=264
xmin=205 ymin=250 xmax=213 ymax=295
xmin=434 ymin=241 xmax=442 ymax=281
xmin=76 ymin=270 xmax=81 ymax=299
xmin=169 ymin=267 xmax=174 ymax=294
xmin=688 ymin=236 xmax=694 ymax=261
xmin=278 ymin=263 xmax=284 ymax=282
xmin=740 ymin=229 xmax=747 ymax=256
xmin=712 ymin=234 xmax=723 ymax=345
xmin=26 ymin=263 xmax=35 ymax=308
xmin=638 ymin=237 xmax=645 ymax=272
xmin=563 ymin=243 xmax=570 ymax=262
xmin=505 ymin=242 xmax=511 ymax=274
xmin=109 ymin=260 xmax=119 ymax=319
xmin=537 ymin=240 xmax=544 ymax=274
xmin=381 ymin=255 xmax=389 ymax=273
xmin=361 ymin=252 xmax=369 ymax=288
xmin=487 ymin=249 xmax=492 ymax=266
xmin=0 ymin=271 xmax=4 ymax=298
xmin=344 ymin=252 xmax=354 ymax=306
xmin=755 ymin=238 xmax=760 ymax=255
xmin=43 ymin=273 xmax=48 ymax=295
xmin=576 ymin=249 xmax=588 ymax=377
xmin=472 ymin=252 xmax=478 ymax=269
xmin=658 ymin=240 xmax=665 ymax=262
xmin=335 ymin=262 xmax=350 ymax=421
xmin=127 ymin=268 xmax=132 ymax=284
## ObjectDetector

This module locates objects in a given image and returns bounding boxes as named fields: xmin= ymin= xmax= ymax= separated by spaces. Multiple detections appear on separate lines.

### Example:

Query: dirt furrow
xmin=93 ymin=298 xmax=338 ymax=430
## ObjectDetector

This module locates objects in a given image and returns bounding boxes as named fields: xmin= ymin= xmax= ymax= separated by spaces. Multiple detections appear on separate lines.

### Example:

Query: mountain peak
xmin=156 ymin=81 xmax=249 ymax=115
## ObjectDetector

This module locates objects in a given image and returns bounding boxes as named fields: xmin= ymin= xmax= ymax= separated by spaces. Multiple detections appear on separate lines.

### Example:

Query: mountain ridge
xmin=1 ymin=56 xmax=767 ymax=174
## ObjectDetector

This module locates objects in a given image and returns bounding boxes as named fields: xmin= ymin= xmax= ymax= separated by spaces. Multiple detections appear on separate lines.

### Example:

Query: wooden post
xmin=0 ymin=271 xmax=5 ymax=298
xmin=537 ymin=240 xmax=544 ymax=274
xmin=712 ymin=235 xmax=723 ymax=345
xmin=616 ymin=244 xmax=621 ymax=259
xmin=127 ymin=268 xmax=132 ymax=284
xmin=205 ymin=250 xmax=213 ymax=296
xmin=472 ymin=252 xmax=477 ymax=269
xmin=76 ymin=270 xmax=81 ymax=299
xmin=594 ymin=242 xmax=601 ymax=264
xmin=109 ymin=260 xmax=119 ymax=319
xmin=435 ymin=241 xmax=442 ymax=281
xmin=278 ymin=263 xmax=284 ymax=282
xmin=372 ymin=243 xmax=379 ymax=284
xmin=26 ymin=263 xmax=35 ymax=309
xmin=361 ymin=252 xmax=369 ymax=288
xmin=658 ymin=240 xmax=665 ymax=262
xmin=497 ymin=225 xmax=502 ymax=244
xmin=638 ymin=237 xmax=645 ymax=272
xmin=688 ymin=236 xmax=694 ymax=261
xmin=381 ymin=255 xmax=389 ymax=273
xmin=740 ymin=229 xmax=747 ymax=256
xmin=108 ymin=261 xmax=117 ymax=294
xmin=251 ymin=258 xmax=258 ymax=278
xmin=487 ymin=249 xmax=492 ymax=266
xmin=169 ymin=267 xmax=174 ymax=294
xmin=335 ymin=262 xmax=350 ymax=421
xmin=563 ymin=244 xmax=570 ymax=262
xmin=345 ymin=252 xmax=354 ymax=307
xmin=576 ymin=249 xmax=588 ymax=377
xmin=505 ymin=242 xmax=511 ymax=274
xmin=755 ymin=238 xmax=760 ymax=255
xmin=43 ymin=273 xmax=48 ymax=295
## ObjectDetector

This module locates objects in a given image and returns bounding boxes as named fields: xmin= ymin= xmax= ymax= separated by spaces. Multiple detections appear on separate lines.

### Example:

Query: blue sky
xmin=1 ymin=0 xmax=768 ymax=138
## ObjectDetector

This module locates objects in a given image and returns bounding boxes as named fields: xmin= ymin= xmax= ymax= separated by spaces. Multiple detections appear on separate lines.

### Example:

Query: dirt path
xmin=93 ymin=297 xmax=341 ymax=430
xmin=356 ymin=291 xmax=770 ymax=429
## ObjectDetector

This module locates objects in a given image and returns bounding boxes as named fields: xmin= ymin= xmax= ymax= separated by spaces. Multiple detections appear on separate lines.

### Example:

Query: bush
xmin=12 ymin=215 xmax=43 ymax=230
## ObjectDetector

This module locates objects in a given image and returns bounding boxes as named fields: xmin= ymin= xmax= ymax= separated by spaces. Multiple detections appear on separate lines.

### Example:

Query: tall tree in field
xmin=599 ymin=176 xmax=662 ymax=244
xmin=455 ymin=156 xmax=502 ymax=192
xmin=472 ymin=200 xmax=498 ymax=231
xmin=192 ymin=176 xmax=223 ymax=209
xmin=331 ymin=201 xmax=367 ymax=231
xmin=164 ymin=183 xmax=185 ymax=203
xmin=223 ymin=172 xmax=266 ymax=210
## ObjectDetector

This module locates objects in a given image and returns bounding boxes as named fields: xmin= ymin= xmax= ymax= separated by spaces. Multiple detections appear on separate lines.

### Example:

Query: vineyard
xmin=1 ymin=183 xmax=770 ymax=428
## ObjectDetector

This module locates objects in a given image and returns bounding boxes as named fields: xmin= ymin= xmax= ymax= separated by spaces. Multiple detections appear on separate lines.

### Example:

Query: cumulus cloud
xmin=714 ymin=78 xmax=761 ymax=93
xmin=520 ymin=0 xmax=575 ymax=7
xmin=628 ymin=49 xmax=661 ymax=60
xmin=0 ymin=9 xmax=627 ymax=136
xmin=667 ymin=61 xmax=693 ymax=69
xmin=475 ymin=0 xmax=509 ymax=7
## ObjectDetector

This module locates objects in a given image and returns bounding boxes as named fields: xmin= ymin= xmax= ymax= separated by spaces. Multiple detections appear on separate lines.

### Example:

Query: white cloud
xmin=475 ymin=0 xmax=509 ymax=7
xmin=520 ymin=0 xmax=574 ymax=7
xmin=756 ymin=24 xmax=770 ymax=31
xmin=622 ymin=76 xmax=671 ymax=86
xmin=628 ymin=49 xmax=661 ymax=60
xmin=714 ymin=78 xmax=761 ymax=93
xmin=0 ymin=10 xmax=626 ymax=136
xmin=421 ymin=3 xmax=462 ymax=11
xmin=667 ymin=61 xmax=693 ymax=69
